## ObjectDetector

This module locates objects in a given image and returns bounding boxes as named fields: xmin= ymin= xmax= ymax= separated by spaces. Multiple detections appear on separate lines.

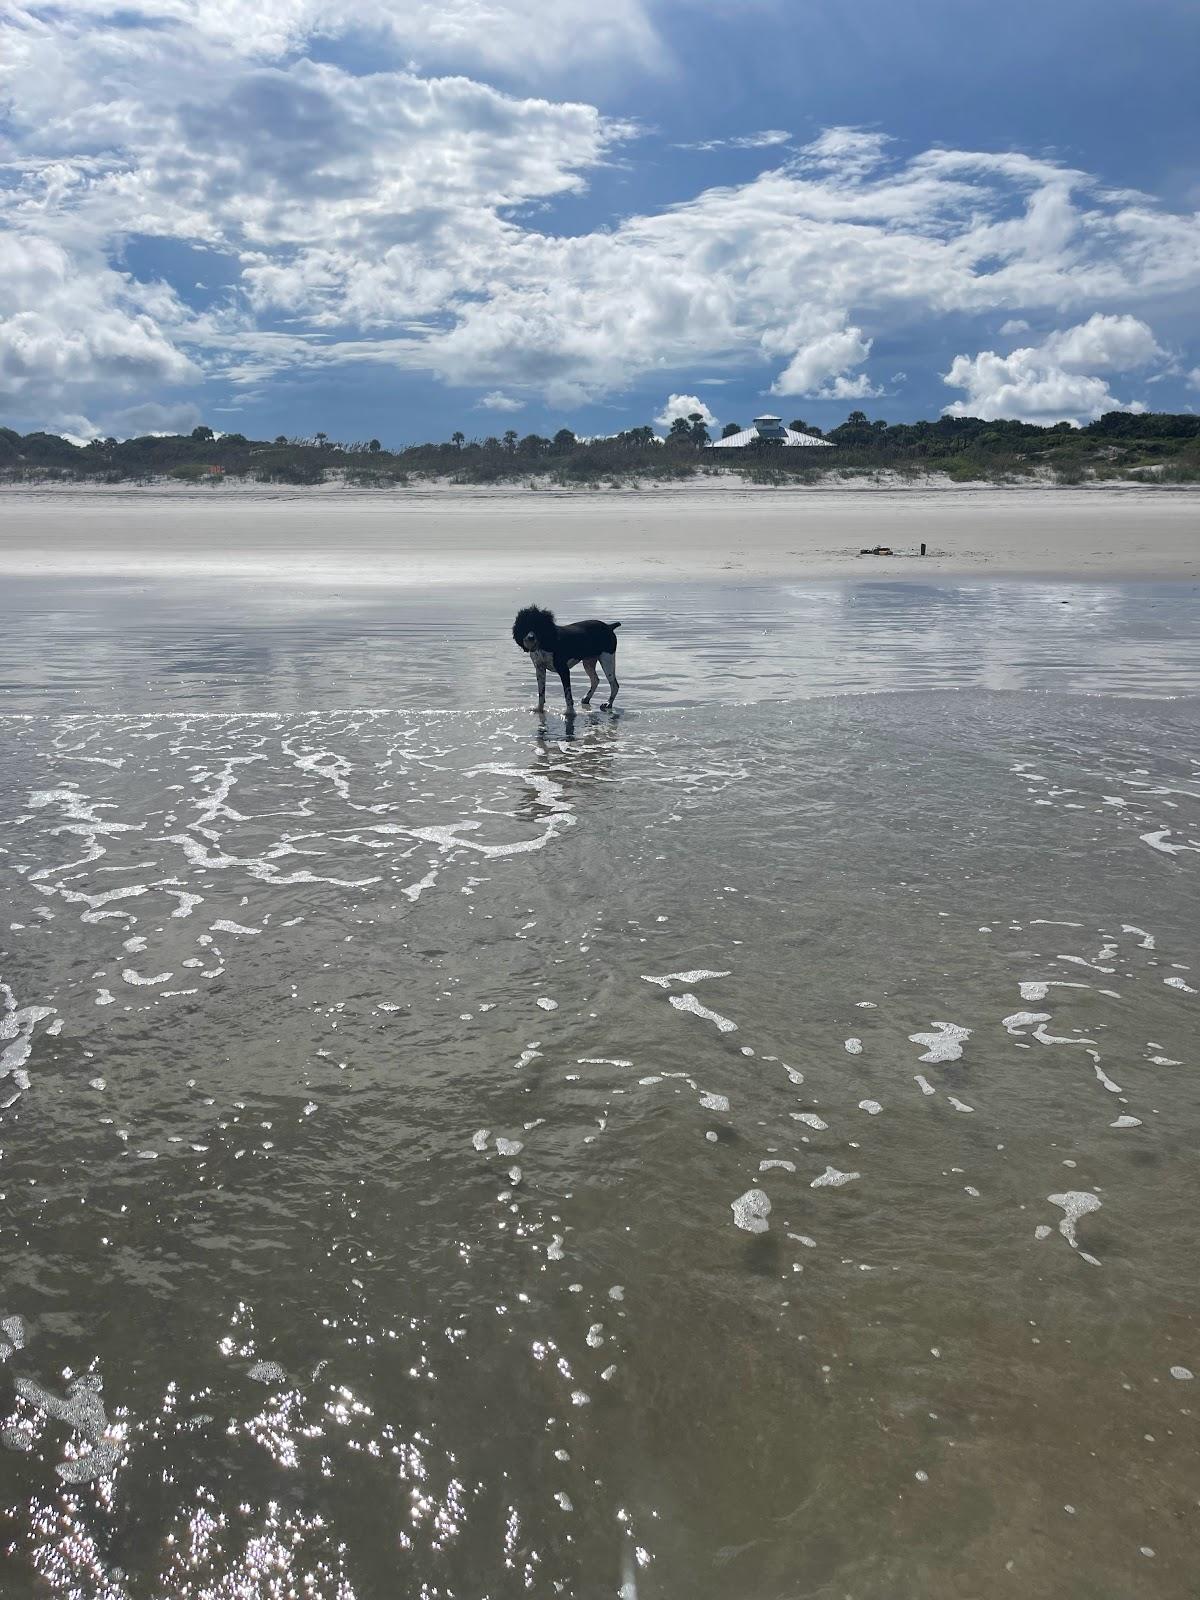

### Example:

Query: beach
xmin=1 ymin=481 xmax=1198 ymax=585
xmin=1 ymin=488 xmax=1198 ymax=1599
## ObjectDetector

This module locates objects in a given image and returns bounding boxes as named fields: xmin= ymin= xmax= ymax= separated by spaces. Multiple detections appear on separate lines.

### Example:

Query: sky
xmin=1 ymin=0 xmax=1198 ymax=444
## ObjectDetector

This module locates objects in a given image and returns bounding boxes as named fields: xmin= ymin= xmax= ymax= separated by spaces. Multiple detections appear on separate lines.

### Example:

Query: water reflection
xmin=1 ymin=576 xmax=1198 ymax=713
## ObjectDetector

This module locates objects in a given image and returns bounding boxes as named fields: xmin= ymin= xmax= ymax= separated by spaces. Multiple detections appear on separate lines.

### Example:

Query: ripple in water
xmin=0 ymin=689 xmax=1197 ymax=1597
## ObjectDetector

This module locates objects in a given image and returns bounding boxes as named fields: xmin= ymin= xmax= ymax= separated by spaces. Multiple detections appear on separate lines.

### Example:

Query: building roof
xmin=708 ymin=414 xmax=834 ymax=449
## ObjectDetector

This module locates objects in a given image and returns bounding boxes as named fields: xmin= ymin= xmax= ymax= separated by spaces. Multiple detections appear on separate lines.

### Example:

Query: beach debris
xmin=859 ymin=545 xmax=894 ymax=556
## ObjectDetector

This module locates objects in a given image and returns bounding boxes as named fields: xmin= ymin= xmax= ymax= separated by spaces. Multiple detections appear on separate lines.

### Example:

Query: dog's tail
xmin=609 ymin=620 xmax=622 ymax=630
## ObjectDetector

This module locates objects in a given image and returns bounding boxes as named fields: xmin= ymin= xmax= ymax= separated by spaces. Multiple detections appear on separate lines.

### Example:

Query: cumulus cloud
xmin=0 ymin=233 xmax=198 ymax=417
xmin=770 ymin=323 xmax=874 ymax=396
xmin=654 ymin=394 xmax=718 ymax=431
xmin=51 ymin=413 xmax=103 ymax=446
xmin=4 ymin=0 xmax=661 ymax=79
xmin=3 ymin=0 xmax=1200 ymax=429
xmin=108 ymin=400 xmax=204 ymax=436
xmin=1041 ymin=312 xmax=1163 ymax=371
xmin=942 ymin=315 xmax=1161 ymax=423
xmin=476 ymin=391 xmax=525 ymax=411
xmin=999 ymin=319 xmax=1031 ymax=336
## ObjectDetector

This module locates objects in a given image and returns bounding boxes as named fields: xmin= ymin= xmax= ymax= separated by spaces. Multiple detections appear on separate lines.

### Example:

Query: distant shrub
xmin=259 ymin=461 xmax=326 ymax=485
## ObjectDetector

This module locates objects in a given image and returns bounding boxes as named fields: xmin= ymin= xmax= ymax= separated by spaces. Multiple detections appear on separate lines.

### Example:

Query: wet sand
xmin=1 ymin=482 xmax=1198 ymax=585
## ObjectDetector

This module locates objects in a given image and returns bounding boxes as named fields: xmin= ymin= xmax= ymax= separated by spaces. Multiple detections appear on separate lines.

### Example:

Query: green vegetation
xmin=1 ymin=409 xmax=1197 ymax=489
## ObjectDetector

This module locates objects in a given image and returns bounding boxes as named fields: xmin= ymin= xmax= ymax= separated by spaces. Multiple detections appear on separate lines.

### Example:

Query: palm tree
xmin=451 ymin=431 xmax=465 ymax=449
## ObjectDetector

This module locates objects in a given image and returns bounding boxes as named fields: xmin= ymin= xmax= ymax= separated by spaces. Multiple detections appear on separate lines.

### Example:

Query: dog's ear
xmin=513 ymin=605 xmax=556 ymax=649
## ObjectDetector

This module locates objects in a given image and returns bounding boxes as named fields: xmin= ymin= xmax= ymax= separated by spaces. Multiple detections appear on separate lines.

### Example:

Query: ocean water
xmin=0 ymin=579 xmax=1198 ymax=1599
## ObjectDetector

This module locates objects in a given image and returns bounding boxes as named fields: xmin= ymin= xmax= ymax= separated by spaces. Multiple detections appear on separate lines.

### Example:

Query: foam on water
xmin=1048 ymin=1191 xmax=1103 ymax=1267
xmin=811 ymin=1168 xmax=860 ymax=1189
xmin=731 ymin=1189 xmax=771 ymax=1233
xmin=1 ymin=690 xmax=1197 ymax=1595
xmin=908 ymin=1022 xmax=970 ymax=1063
xmin=641 ymin=970 xmax=731 ymax=988
xmin=668 ymin=994 xmax=737 ymax=1032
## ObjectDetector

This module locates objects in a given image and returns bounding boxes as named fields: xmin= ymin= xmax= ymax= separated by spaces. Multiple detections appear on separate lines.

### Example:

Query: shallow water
xmin=2 ymin=576 xmax=1199 ymax=710
xmin=1 ymin=582 xmax=1198 ymax=1599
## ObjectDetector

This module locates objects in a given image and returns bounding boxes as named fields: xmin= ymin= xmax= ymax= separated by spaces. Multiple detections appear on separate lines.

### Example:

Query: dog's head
xmin=512 ymin=605 xmax=556 ymax=653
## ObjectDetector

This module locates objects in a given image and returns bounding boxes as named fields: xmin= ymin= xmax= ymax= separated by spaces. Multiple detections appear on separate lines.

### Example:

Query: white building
xmin=707 ymin=414 xmax=833 ymax=449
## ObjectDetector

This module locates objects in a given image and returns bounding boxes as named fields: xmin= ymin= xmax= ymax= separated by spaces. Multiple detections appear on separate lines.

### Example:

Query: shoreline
xmin=1 ymin=483 xmax=1197 ymax=587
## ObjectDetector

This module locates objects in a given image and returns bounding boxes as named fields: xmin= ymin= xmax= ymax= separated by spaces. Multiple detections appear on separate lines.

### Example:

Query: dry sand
xmin=1 ymin=481 xmax=1197 ymax=586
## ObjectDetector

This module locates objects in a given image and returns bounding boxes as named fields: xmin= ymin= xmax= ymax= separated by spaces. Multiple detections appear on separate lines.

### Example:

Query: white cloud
xmin=793 ymin=126 xmax=891 ymax=179
xmin=51 ymin=413 xmax=102 ymax=446
xmin=3 ymin=0 xmax=1200 ymax=432
xmin=819 ymin=373 xmax=883 ymax=400
xmin=3 ymin=0 xmax=660 ymax=80
xmin=942 ymin=315 xmax=1160 ymax=424
xmin=476 ymin=391 xmax=525 ymax=411
xmin=109 ymin=400 xmax=204 ymax=436
xmin=1041 ymin=312 xmax=1163 ymax=371
xmin=1187 ymin=368 xmax=1200 ymax=391
xmin=654 ymin=393 xmax=718 ymax=431
xmin=999 ymin=319 xmax=1030 ymax=336
xmin=0 ymin=233 xmax=199 ymax=417
xmin=678 ymin=130 xmax=791 ymax=152
xmin=770 ymin=324 xmax=874 ymax=396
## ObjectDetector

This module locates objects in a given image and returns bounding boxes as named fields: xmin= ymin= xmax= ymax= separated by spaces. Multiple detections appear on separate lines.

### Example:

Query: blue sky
xmin=1 ymin=0 xmax=1198 ymax=443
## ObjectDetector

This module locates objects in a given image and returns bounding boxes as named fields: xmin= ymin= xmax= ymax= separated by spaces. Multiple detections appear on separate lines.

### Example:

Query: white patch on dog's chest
xmin=532 ymin=649 xmax=583 ymax=669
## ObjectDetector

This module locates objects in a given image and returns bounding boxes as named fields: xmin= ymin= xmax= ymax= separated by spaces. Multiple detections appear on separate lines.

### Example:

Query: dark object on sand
xmin=921 ymin=542 xmax=927 ymax=556
xmin=860 ymin=545 xmax=894 ymax=557
xmin=512 ymin=605 xmax=621 ymax=713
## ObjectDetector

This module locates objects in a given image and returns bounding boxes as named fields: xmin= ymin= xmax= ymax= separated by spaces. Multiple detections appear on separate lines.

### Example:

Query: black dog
xmin=512 ymin=605 xmax=621 ymax=712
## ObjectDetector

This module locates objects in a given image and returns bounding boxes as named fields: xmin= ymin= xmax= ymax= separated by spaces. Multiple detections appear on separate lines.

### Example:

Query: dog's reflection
xmin=519 ymin=709 xmax=624 ymax=818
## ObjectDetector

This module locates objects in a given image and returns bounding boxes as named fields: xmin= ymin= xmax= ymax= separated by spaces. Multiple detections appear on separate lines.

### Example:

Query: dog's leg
xmin=534 ymin=658 xmax=547 ymax=711
xmin=599 ymin=650 xmax=619 ymax=709
xmin=556 ymin=661 xmax=575 ymax=713
xmin=581 ymin=658 xmax=599 ymax=706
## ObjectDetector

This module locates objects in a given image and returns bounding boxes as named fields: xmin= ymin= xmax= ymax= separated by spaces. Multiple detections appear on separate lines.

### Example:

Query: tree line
xmin=1 ymin=409 xmax=1197 ymax=487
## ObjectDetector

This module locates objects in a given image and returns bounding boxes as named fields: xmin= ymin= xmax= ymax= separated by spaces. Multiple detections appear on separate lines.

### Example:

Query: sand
xmin=0 ymin=482 xmax=1197 ymax=585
